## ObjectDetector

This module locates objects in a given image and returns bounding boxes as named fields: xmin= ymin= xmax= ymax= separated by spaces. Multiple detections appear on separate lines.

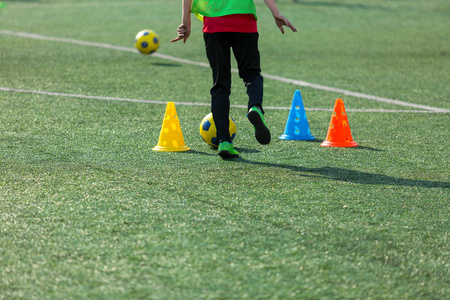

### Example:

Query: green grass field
xmin=1 ymin=0 xmax=449 ymax=299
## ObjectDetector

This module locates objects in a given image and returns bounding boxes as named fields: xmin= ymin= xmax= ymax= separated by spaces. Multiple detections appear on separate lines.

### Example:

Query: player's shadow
xmin=186 ymin=147 xmax=260 ymax=156
xmin=231 ymin=158 xmax=449 ymax=189
xmin=235 ymin=147 xmax=260 ymax=154
xmin=185 ymin=149 xmax=216 ymax=156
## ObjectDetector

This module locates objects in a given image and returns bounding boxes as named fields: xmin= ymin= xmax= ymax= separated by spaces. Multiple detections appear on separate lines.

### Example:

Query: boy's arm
xmin=263 ymin=0 xmax=297 ymax=34
xmin=171 ymin=0 xmax=192 ymax=43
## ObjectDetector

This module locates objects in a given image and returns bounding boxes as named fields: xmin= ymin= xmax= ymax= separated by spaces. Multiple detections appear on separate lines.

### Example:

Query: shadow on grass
xmin=355 ymin=145 xmax=383 ymax=151
xmin=185 ymin=149 xmax=215 ymax=156
xmin=150 ymin=62 xmax=182 ymax=67
xmin=231 ymin=158 xmax=449 ymax=189
xmin=277 ymin=138 xmax=383 ymax=152
xmin=186 ymin=147 xmax=261 ymax=156
xmin=235 ymin=147 xmax=261 ymax=154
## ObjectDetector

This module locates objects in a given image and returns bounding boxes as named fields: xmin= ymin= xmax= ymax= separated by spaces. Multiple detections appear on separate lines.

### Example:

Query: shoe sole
xmin=218 ymin=150 xmax=239 ymax=159
xmin=247 ymin=110 xmax=271 ymax=145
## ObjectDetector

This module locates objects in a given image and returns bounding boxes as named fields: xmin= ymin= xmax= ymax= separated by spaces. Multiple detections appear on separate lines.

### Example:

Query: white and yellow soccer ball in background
xmin=199 ymin=113 xmax=237 ymax=148
xmin=135 ymin=29 xmax=159 ymax=55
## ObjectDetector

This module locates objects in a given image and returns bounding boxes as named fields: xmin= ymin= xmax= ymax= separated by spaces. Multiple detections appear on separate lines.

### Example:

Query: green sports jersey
xmin=191 ymin=0 xmax=257 ymax=21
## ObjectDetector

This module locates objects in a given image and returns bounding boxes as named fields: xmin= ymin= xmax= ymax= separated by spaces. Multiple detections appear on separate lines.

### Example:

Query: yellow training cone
xmin=152 ymin=102 xmax=190 ymax=152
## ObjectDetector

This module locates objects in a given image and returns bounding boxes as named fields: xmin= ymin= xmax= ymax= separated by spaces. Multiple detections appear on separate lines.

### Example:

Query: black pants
xmin=204 ymin=32 xmax=264 ymax=143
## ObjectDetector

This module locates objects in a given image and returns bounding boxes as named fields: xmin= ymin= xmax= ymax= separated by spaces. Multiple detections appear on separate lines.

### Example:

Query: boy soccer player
xmin=172 ymin=0 xmax=297 ymax=158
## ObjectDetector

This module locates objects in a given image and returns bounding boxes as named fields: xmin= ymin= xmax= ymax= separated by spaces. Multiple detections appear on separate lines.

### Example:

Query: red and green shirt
xmin=192 ymin=0 xmax=258 ymax=33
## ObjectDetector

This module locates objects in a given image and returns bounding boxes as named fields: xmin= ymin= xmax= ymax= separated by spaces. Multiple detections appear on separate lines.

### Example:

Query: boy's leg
xmin=231 ymin=32 xmax=264 ymax=113
xmin=204 ymin=32 xmax=232 ymax=143
xmin=232 ymin=33 xmax=271 ymax=145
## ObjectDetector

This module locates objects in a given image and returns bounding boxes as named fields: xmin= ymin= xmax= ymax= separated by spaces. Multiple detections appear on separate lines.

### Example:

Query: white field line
xmin=0 ymin=87 xmax=439 ymax=113
xmin=6 ymin=1 xmax=165 ymax=9
xmin=1 ymin=30 xmax=449 ymax=114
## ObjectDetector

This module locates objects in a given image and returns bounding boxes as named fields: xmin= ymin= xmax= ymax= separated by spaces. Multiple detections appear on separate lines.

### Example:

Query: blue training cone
xmin=279 ymin=90 xmax=315 ymax=140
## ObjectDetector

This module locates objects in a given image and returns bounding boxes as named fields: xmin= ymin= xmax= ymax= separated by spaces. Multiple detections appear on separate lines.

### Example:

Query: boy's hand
xmin=273 ymin=14 xmax=297 ymax=34
xmin=171 ymin=23 xmax=191 ymax=43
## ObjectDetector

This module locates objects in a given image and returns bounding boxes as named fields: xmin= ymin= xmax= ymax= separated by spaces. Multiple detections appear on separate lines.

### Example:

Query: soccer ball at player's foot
xmin=199 ymin=113 xmax=236 ymax=147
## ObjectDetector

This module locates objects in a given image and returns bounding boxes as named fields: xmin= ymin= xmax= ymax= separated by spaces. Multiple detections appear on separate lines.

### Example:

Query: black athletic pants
xmin=204 ymin=32 xmax=264 ymax=143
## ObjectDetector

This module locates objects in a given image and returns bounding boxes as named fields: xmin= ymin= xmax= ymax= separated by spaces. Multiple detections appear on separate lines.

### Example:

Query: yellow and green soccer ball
xmin=199 ymin=113 xmax=237 ymax=147
xmin=134 ymin=29 xmax=159 ymax=55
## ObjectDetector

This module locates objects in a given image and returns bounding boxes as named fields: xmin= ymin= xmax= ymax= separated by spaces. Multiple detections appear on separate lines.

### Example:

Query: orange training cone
xmin=320 ymin=99 xmax=358 ymax=147
xmin=152 ymin=102 xmax=191 ymax=152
